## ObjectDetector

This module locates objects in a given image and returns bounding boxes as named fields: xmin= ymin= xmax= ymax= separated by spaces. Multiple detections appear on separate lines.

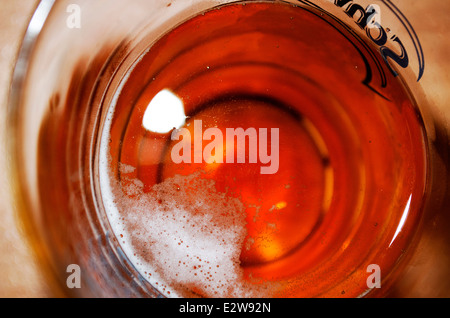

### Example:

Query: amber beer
xmin=92 ymin=1 xmax=428 ymax=297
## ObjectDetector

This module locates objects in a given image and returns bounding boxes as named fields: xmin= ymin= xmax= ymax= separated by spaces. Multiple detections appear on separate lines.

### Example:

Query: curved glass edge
xmin=5 ymin=0 xmax=66 ymax=297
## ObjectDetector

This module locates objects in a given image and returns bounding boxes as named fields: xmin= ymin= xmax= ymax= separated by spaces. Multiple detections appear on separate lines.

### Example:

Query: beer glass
xmin=8 ymin=0 xmax=449 ymax=297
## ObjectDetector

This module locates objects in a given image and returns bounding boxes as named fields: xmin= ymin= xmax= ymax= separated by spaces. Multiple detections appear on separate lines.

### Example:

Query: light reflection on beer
xmin=142 ymin=89 xmax=186 ymax=134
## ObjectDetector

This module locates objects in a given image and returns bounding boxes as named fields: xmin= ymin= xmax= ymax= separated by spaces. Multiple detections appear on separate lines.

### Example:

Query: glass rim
xmin=5 ymin=0 xmax=439 ymax=298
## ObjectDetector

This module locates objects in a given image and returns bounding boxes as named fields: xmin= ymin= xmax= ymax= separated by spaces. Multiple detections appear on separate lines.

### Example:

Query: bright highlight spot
xmin=275 ymin=201 xmax=287 ymax=210
xmin=389 ymin=194 xmax=412 ymax=247
xmin=269 ymin=201 xmax=287 ymax=211
xmin=142 ymin=89 xmax=186 ymax=133
xmin=260 ymin=237 xmax=282 ymax=261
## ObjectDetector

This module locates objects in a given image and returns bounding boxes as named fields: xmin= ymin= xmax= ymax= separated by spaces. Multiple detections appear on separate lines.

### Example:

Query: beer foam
xmin=118 ymin=172 xmax=254 ymax=297
xmin=100 ymin=137 xmax=273 ymax=297
xmin=103 ymin=169 xmax=275 ymax=297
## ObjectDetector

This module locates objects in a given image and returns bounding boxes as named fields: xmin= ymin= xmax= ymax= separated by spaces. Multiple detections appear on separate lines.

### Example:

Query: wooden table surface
xmin=0 ymin=0 xmax=448 ymax=297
